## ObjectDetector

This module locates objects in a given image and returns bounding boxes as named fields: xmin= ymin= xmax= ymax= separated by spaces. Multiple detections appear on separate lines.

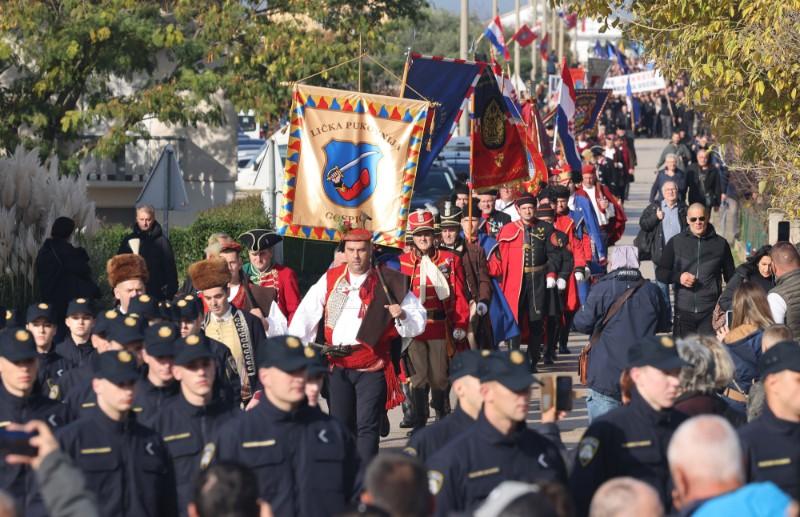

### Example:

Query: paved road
xmin=379 ymin=138 xmax=668 ymax=451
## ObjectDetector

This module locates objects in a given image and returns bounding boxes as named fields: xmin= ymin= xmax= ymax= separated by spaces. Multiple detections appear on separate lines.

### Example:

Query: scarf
xmin=418 ymin=254 xmax=451 ymax=304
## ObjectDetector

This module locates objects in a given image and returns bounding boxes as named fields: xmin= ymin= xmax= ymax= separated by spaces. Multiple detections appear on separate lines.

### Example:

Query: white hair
xmin=667 ymin=415 xmax=744 ymax=484
xmin=589 ymin=477 xmax=663 ymax=517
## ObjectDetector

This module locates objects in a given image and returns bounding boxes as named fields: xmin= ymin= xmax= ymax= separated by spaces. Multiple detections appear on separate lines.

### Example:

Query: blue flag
xmin=593 ymin=40 xmax=603 ymax=57
xmin=402 ymin=54 xmax=485 ymax=183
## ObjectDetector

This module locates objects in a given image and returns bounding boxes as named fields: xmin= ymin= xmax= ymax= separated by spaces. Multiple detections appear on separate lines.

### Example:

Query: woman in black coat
xmin=35 ymin=217 xmax=100 ymax=327
xmin=717 ymin=245 xmax=774 ymax=312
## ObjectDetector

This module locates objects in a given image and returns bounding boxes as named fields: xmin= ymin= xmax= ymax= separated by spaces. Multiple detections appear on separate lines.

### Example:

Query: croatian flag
xmin=554 ymin=59 xmax=582 ymax=173
xmin=484 ymin=16 xmax=510 ymax=60
xmin=510 ymin=24 xmax=538 ymax=48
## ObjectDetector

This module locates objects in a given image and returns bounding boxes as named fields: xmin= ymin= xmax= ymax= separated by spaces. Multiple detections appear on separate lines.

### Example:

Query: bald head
xmin=770 ymin=241 xmax=800 ymax=277
xmin=667 ymin=415 xmax=744 ymax=510
xmin=686 ymin=203 xmax=708 ymax=237
xmin=589 ymin=477 xmax=663 ymax=517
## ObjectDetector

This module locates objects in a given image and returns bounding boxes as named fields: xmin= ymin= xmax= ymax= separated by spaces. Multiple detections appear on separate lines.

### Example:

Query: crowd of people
xmin=0 ymin=88 xmax=797 ymax=517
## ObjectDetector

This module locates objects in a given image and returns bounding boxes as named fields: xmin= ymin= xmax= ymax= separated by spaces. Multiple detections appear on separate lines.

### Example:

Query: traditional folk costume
xmin=107 ymin=253 xmax=149 ymax=314
xmin=488 ymin=195 xmax=569 ymax=372
xmin=398 ymin=210 xmax=470 ymax=426
xmin=575 ymin=164 xmax=627 ymax=251
xmin=189 ymin=258 xmax=268 ymax=405
xmin=239 ymin=229 xmax=302 ymax=323
xmin=289 ymin=227 xmax=426 ymax=461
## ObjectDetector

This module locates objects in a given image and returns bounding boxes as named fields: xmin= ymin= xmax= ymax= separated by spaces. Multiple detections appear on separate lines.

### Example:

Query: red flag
xmin=564 ymin=13 xmax=578 ymax=29
xmin=521 ymin=101 xmax=551 ymax=183
xmin=539 ymin=34 xmax=550 ymax=61
xmin=509 ymin=24 xmax=538 ymax=48
xmin=471 ymin=69 xmax=527 ymax=191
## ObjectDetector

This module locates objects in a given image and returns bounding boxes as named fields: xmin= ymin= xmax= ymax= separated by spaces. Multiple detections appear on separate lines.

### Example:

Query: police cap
xmin=758 ymin=341 xmax=800 ymax=377
xmin=628 ymin=335 xmax=687 ymax=371
xmin=258 ymin=335 xmax=308 ymax=372
xmin=128 ymin=294 xmax=160 ymax=321
xmin=26 ymin=303 xmax=54 ymax=324
xmin=480 ymin=351 xmax=535 ymax=391
xmin=0 ymin=327 xmax=38 ymax=362
xmin=449 ymin=349 xmax=485 ymax=382
xmin=174 ymin=334 xmax=216 ymax=366
xmin=66 ymin=298 xmax=94 ymax=318
xmin=106 ymin=316 xmax=146 ymax=345
xmin=94 ymin=350 xmax=140 ymax=385
xmin=143 ymin=323 xmax=177 ymax=357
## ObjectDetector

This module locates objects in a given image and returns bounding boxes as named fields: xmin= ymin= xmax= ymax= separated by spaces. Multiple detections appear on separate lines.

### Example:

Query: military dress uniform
xmin=151 ymin=334 xmax=237 ymax=516
xmin=426 ymin=351 xmax=567 ymax=516
xmin=405 ymin=350 xmax=483 ymax=462
xmin=0 ymin=328 xmax=69 ymax=517
xmin=488 ymin=195 xmax=569 ymax=370
xmin=239 ymin=229 xmax=302 ymax=322
xmin=57 ymin=350 xmax=177 ymax=517
xmin=210 ymin=336 xmax=360 ymax=517
xmin=570 ymin=335 xmax=688 ymax=516
xmin=738 ymin=342 xmax=800 ymax=500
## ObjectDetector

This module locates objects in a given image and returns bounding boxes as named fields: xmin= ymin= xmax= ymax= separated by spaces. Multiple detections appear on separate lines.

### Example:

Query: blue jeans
xmin=655 ymin=280 xmax=672 ymax=317
xmin=586 ymin=389 xmax=622 ymax=423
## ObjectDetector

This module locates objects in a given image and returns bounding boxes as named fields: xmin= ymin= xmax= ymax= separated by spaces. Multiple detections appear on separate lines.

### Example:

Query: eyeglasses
xmin=688 ymin=217 xmax=706 ymax=222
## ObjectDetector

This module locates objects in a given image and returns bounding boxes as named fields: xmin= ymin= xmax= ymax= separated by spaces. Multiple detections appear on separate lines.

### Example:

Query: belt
xmin=323 ymin=344 xmax=362 ymax=357
xmin=723 ymin=387 xmax=747 ymax=403
xmin=426 ymin=309 xmax=447 ymax=321
xmin=523 ymin=264 xmax=547 ymax=273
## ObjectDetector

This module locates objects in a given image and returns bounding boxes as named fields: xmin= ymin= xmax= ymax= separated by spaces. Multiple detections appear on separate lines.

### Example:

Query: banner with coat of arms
xmin=278 ymin=84 xmax=429 ymax=247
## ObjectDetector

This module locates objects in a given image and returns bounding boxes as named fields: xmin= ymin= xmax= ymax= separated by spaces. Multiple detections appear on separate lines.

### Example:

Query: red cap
xmin=581 ymin=164 xmax=597 ymax=176
xmin=339 ymin=219 xmax=373 ymax=242
xmin=407 ymin=209 xmax=436 ymax=235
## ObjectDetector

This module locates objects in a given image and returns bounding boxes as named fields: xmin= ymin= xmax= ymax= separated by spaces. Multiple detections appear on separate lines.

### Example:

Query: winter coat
xmin=574 ymin=268 xmax=670 ymax=399
xmin=686 ymin=164 xmax=722 ymax=208
xmin=723 ymin=325 xmax=763 ymax=397
xmin=717 ymin=264 xmax=775 ymax=312
xmin=656 ymin=225 xmax=735 ymax=315
xmin=118 ymin=221 xmax=178 ymax=300
xmin=649 ymin=169 xmax=688 ymax=204
xmin=639 ymin=202 xmax=688 ymax=265
xmin=35 ymin=238 xmax=100 ymax=324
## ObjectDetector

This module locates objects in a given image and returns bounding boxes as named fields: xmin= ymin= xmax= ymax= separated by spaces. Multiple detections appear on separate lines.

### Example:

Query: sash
xmin=232 ymin=310 xmax=256 ymax=402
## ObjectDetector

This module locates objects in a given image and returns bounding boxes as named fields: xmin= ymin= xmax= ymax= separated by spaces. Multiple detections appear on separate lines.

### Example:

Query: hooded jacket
xmin=655 ymin=224 xmax=735 ymax=314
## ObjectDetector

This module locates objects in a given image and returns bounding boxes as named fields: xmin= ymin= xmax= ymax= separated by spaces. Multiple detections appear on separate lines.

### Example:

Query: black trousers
xmin=673 ymin=308 xmax=715 ymax=338
xmin=328 ymin=367 xmax=386 ymax=462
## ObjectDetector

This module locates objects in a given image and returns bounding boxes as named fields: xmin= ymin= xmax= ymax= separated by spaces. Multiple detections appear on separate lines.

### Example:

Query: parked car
xmin=410 ymin=165 xmax=457 ymax=211
xmin=237 ymin=135 xmax=266 ymax=170
xmin=438 ymin=136 xmax=470 ymax=181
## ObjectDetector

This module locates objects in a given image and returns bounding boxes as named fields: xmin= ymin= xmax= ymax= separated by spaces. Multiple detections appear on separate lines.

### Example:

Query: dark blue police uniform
xmin=426 ymin=350 xmax=568 ymax=516
xmin=210 ymin=335 xmax=360 ymax=517
xmin=737 ymin=342 xmax=800 ymax=500
xmin=57 ymin=350 xmax=177 ymax=517
xmin=0 ymin=328 xmax=70 ymax=517
xmin=569 ymin=335 xmax=689 ymax=516
xmin=54 ymin=298 xmax=97 ymax=369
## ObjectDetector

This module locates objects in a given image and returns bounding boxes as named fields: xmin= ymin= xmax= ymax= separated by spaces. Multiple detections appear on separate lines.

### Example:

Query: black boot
xmin=430 ymin=388 xmax=450 ymax=421
xmin=379 ymin=412 xmax=390 ymax=437
xmin=399 ymin=383 xmax=415 ymax=429
xmin=527 ymin=342 xmax=541 ymax=373
xmin=407 ymin=387 xmax=429 ymax=435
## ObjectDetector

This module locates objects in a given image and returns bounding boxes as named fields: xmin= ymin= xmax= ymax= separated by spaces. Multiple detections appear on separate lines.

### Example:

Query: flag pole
xmin=552 ymin=62 xmax=563 ymax=153
xmin=399 ymin=48 xmax=411 ymax=96
xmin=468 ymin=93 xmax=475 ymax=237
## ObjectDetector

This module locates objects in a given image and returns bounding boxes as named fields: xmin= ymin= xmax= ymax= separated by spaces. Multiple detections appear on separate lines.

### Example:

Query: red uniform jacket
xmin=254 ymin=264 xmax=301 ymax=323
xmin=487 ymin=221 xmax=559 ymax=323
xmin=555 ymin=214 xmax=590 ymax=311
xmin=575 ymin=184 xmax=627 ymax=246
xmin=398 ymin=249 xmax=469 ymax=341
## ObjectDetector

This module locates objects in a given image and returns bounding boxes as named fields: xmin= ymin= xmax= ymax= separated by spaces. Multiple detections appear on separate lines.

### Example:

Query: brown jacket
xmin=451 ymin=240 xmax=492 ymax=303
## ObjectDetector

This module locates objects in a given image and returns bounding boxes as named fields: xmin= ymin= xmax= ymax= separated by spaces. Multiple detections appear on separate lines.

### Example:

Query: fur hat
xmin=107 ymin=254 xmax=149 ymax=288
xmin=188 ymin=258 xmax=231 ymax=291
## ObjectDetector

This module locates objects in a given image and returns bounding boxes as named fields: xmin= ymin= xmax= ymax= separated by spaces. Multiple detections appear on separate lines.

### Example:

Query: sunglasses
xmin=689 ymin=217 xmax=706 ymax=222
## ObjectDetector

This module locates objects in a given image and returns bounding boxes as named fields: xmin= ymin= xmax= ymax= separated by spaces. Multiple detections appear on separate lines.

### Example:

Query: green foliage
xmin=557 ymin=0 xmax=800 ymax=213
xmin=0 ymin=0 xmax=426 ymax=171
xmin=86 ymin=196 xmax=270 ymax=304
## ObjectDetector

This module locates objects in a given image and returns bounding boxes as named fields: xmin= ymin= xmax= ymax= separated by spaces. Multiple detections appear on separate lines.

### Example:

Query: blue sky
xmin=429 ymin=0 xmax=517 ymax=19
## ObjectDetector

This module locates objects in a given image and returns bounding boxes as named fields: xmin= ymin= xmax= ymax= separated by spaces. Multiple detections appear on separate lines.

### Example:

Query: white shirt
xmin=495 ymin=199 xmax=520 ymax=221
xmin=211 ymin=303 xmax=287 ymax=337
xmin=582 ymin=185 xmax=609 ymax=226
xmin=768 ymin=292 xmax=787 ymax=324
xmin=289 ymin=269 xmax=427 ymax=346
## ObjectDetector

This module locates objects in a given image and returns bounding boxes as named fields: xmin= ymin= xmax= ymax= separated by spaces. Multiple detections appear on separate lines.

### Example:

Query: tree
xmin=0 ymin=0 xmax=425 ymax=172
xmin=557 ymin=0 xmax=800 ymax=212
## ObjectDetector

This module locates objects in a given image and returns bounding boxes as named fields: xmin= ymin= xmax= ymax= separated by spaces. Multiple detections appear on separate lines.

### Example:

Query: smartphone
xmin=0 ymin=429 xmax=37 ymax=457
xmin=725 ymin=310 xmax=734 ymax=329
xmin=540 ymin=375 xmax=574 ymax=412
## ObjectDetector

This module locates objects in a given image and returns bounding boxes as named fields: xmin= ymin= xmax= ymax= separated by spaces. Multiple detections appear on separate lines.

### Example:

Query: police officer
xmin=134 ymin=322 xmax=180 ymax=425
xmin=57 ymin=349 xmax=177 ymax=517
xmin=738 ymin=341 xmax=800 ymax=499
xmin=405 ymin=350 xmax=484 ymax=462
xmin=210 ymin=335 xmax=360 ymax=517
xmin=54 ymin=298 xmax=96 ymax=369
xmin=62 ymin=315 xmax=146 ymax=421
xmin=26 ymin=303 xmax=70 ymax=398
xmin=570 ymin=335 xmax=688 ymax=516
xmin=128 ymin=294 xmax=166 ymax=325
xmin=0 ymin=327 xmax=68 ymax=517
xmin=426 ymin=350 xmax=568 ymax=516
xmin=151 ymin=334 xmax=236 ymax=516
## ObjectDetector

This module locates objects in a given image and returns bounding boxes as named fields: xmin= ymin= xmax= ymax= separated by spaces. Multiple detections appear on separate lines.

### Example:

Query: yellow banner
xmin=278 ymin=84 xmax=429 ymax=248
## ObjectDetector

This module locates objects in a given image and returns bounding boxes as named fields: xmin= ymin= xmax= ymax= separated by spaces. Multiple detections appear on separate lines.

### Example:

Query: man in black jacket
xmin=118 ymin=204 xmax=178 ymax=301
xmin=686 ymin=149 xmax=721 ymax=209
xmin=656 ymin=203 xmax=735 ymax=338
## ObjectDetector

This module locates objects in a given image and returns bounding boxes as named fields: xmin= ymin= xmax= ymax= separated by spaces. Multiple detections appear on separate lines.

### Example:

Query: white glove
xmin=453 ymin=328 xmax=466 ymax=340
xmin=557 ymin=278 xmax=567 ymax=290
xmin=574 ymin=271 xmax=585 ymax=282
xmin=476 ymin=302 xmax=488 ymax=316
xmin=546 ymin=277 xmax=556 ymax=289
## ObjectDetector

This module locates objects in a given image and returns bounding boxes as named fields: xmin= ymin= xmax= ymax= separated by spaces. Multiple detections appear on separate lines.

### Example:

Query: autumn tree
xmin=560 ymin=0 xmax=800 ymax=212
xmin=0 ymin=0 xmax=425 ymax=172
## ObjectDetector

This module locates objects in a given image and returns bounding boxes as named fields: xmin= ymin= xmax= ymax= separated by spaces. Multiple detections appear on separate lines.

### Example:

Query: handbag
xmin=579 ymin=279 xmax=646 ymax=385
xmin=633 ymin=228 xmax=654 ymax=261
